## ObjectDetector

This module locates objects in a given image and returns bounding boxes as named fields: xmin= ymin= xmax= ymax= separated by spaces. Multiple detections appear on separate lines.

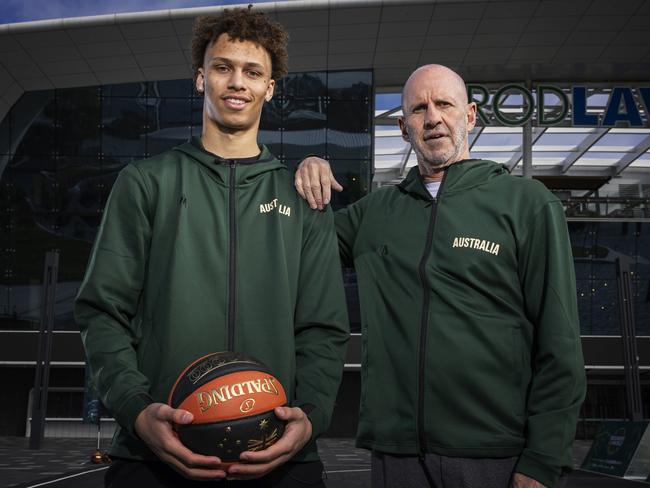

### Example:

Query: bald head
xmin=402 ymin=64 xmax=468 ymax=109
xmin=397 ymin=63 xmax=477 ymax=179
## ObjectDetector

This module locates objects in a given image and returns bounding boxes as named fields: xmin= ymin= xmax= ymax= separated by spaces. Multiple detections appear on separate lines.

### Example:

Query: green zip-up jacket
xmin=336 ymin=160 xmax=585 ymax=488
xmin=75 ymin=139 xmax=349 ymax=461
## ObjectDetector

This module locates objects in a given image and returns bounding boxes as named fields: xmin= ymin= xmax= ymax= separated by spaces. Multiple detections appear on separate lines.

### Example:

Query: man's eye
xmin=215 ymin=65 xmax=230 ymax=73
xmin=412 ymin=105 xmax=426 ymax=113
xmin=247 ymin=70 xmax=261 ymax=78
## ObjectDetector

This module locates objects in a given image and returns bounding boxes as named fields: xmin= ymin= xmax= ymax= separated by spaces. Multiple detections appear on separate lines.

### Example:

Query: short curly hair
xmin=191 ymin=7 xmax=289 ymax=82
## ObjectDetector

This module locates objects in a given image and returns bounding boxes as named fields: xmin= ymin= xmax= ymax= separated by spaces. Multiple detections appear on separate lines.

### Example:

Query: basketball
xmin=168 ymin=351 xmax=287 ymax=462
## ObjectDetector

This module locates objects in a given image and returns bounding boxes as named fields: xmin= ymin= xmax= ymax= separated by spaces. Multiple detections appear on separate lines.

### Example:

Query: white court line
xmin=26 ymin=466 xmax=109 ymax=488
xmin=326 ymin=468 xmax=371 ymax=473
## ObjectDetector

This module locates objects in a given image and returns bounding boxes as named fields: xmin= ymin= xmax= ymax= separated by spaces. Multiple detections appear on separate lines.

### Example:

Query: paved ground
xmin=1 ymin=437 xmax=649 ymax=488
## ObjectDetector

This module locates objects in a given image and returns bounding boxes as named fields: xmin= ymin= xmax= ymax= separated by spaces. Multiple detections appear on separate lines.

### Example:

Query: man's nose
xmin=228 ymin=69 xmax=246 ymax=90
xmin=423 ymin=105 xmax=441 ymax=129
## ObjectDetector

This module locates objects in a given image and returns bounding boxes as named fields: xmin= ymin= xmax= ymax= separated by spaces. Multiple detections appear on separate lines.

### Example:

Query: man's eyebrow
xmin=208 ymin=57 xmax=265 ymax=69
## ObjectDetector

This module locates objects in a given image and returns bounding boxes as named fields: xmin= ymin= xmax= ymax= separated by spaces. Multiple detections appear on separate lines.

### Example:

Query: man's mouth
xmin=424 ymin=133 xmax=446 ymax=141
xmin=222 ymin=96 xmax=250 ymax=109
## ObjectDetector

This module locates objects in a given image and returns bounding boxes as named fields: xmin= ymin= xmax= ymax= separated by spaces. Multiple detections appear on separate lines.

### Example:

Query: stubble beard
xmin=411 ymin=123 xmax=467 ymax=177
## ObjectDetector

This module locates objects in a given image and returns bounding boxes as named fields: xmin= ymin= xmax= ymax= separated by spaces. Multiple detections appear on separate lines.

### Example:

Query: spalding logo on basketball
xmin=168 ymin=351 xmax=287 ymax=462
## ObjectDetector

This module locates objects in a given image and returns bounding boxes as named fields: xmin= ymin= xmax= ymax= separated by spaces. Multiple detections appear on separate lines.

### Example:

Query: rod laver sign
xmin=467 ymin=84 xmax=650 ymax=128
xmin=197 ymin=376 xmax=281 ymax=414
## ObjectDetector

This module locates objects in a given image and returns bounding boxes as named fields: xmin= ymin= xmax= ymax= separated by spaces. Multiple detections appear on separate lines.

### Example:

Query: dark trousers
xmin=105 ymin=458 xmax=325 ymax=488
xmin=371 ymin=451 xmax=518 ymax=488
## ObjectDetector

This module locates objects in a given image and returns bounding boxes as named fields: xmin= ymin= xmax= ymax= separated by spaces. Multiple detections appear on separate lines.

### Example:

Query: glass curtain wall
xmin=0 ymin=70 xmax=372 ymax=331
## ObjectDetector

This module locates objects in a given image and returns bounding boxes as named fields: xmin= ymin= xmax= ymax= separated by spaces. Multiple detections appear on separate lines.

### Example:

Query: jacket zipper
xmin=228 ymin=160 xmax=237 ymax=351
xmin=416 ymin=172 xmax=447 ymax=455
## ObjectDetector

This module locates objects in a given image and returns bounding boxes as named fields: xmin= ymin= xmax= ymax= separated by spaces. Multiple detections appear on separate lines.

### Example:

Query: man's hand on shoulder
xmin=134 ymin=402 xmax=226 ymax=480
xmin=511 ymin=472 xmax=547 ymax=488
xmin=225 ymin=406 xmax=313 ymax=480
xmin=295 ymin=156 xmax=343 ymax=210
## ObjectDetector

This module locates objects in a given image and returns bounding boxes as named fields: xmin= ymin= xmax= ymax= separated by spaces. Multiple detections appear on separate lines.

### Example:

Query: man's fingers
xmin=302 ymin=183 xmax=318 ymax=210
xmin=162 ymin=454 xmax=227 ymax=481
xmin=331 ymin=174 xmax=344 ymax=192
xmin=227 ymin=458 xmax=285 ymax=480
xmin=294 ymin=176 xmax=306 ymax=200
xmin=153 ymin=404 xmax=191 ymax=425
xmin=171 ymin=408 xmax=193 ymax=425
xmin=308 ymin=163 xmax=324 ymax=209
xmin=240 ymin=437 xmax=292 ymax=464
xmin=321 ymin=171 xmax=332 ymax=205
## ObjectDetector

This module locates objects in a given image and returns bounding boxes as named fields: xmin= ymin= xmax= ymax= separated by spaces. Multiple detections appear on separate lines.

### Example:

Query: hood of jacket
xmin=398 ymin=158 xmax=508 ymax=200
xmin=173 ymin=137 xmax=286 ymax=186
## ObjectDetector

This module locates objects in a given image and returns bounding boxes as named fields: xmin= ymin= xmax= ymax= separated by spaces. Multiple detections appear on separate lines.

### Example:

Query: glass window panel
xmin=149 ymin=79 xmax=192 ymax=98
xmin=328 ymin=100 xmax=370 ymax=133
xmin=272 ymin=76 xmax=285 ymax=99
xmin=375 ymin=136 xmax=407 ymax=154
xmin=534 ymin=132 xmax=591 ymax=150
xmin=573 ymin=152 xmax=625 ymax=166
xmin=472 ymin=133 xmax=521 ymax=151
xmin=569 ymin=222 xmax=597 ymax=255
xmin=57 ymin=87 xmax=101 ymax=156
xmin=328 ymin=70 xmax=372 ymax=100
xmin=258 ymin=128 xmax=282 ymax=159
xmin=101 ymin=97 xmax=148 ymax=157
xmin=283 ymin=99 xmax=327 ymax=159
xmin=260 ymin=98 xmax=283 ymax=132
xmin=590 ymin=133 xmax=648 ymax=151
xmin=471 ymin=152 xmax=517 ymax=164
xmin=375 ymin=93 xmax=401 ymax=111
xmin=56 ymin=156 xmax=104 ymax=228
xmin=374 ymin=154 xmax=403 ymax=170
xmin=374 ymin=125 xmax=401 ymax=136
xmin=0 ymin=110 xmax=11 ymax=155
xmin=7 ymin=153 xmax=56 ymax=172
xmin=14 ymin=101 xmax=56 ymax=157
xmin=147 ymin=99 xmax=192 ymax=156
xmin=191 ymin=97 xmax=203 ymax=128
xmin=329 ymin=159 xmax=370 ymax=209
xmin=629 ymin=154 xmax=650 ymax=168
xmin=284 ymin=72 xmax=326 ymax=99
xmin=103 ymin=82 xmax=147 ymax=98
xmin=328 ymin=131 xmax=371 ymax=159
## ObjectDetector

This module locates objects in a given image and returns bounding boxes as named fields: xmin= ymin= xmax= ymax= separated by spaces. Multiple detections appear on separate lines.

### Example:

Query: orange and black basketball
xmin=168 ymin=351 xmax=287 ymax=462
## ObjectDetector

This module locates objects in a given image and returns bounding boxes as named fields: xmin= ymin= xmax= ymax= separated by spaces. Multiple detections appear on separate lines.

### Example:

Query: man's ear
xmin=398 ymin=117 xmax=410 ymax=142
xmin=265 ymin=78 xmax=276 ymax=102
xmin=195 ymin=68 xmax=205 ymax=94
xmin=466 ymin=102 xmax=477 ymax=132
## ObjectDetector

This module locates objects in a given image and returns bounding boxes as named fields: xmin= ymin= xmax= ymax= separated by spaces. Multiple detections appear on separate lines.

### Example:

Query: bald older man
xmin=294 ymin=65 xmax=585 ymax=488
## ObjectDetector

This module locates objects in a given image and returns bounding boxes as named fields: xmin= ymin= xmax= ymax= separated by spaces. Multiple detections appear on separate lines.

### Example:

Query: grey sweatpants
xmin=371 ymin=451 xmax=518 ymax=488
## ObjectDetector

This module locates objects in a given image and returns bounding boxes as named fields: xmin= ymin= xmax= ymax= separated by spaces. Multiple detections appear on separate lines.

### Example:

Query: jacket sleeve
xmin=293 ymin=206 xmax=350 ymax=439
xmin=74 ymin=164 xmax=154 ymax=435
xmin=515 ymin=199 xmax=586 ymax=488
xmin=334 ymin=200 xmax=364 ymax=266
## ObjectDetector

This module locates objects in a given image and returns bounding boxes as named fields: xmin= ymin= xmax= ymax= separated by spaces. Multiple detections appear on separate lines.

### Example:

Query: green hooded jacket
xmin=336 ymin=160 xmax=585 ymax=488
xmin=75 ymin=139 xmax=349 ymax=461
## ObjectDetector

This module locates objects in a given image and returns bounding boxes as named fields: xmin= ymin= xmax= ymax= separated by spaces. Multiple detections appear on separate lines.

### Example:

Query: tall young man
xmin=295 ymin=64 xmax=585 ymax=488
xmin=75 ymin=8 xmax=348 ymax=487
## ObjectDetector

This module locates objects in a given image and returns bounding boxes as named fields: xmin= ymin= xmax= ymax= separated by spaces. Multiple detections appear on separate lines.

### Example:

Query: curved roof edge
xmin=0 ymin=0 xmax=439 ymax=32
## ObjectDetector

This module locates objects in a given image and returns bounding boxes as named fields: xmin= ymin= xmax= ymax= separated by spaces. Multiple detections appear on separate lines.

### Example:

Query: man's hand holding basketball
xmin=226 ymin=406 xmax=312 ymax=480
xmin=134 ymin=402 xmax=226 ymax=480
